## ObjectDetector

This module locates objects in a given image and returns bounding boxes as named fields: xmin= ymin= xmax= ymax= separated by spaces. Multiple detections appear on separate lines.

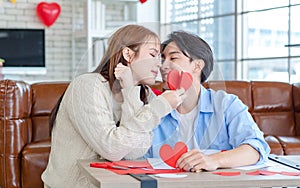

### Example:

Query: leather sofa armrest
xmin=0 ymin=80 xmax=32 ymax=188
xmin=276 ymin=136 xmax=300 ymax=155
xmin=264 ymin=135 xmax=284 ymax=155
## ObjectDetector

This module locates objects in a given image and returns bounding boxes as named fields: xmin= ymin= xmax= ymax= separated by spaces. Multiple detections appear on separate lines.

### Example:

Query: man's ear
xmin=122 ymin=47 xmax=135 ymax=62
xmin=193 ymin=59 xmax=205 ymax=72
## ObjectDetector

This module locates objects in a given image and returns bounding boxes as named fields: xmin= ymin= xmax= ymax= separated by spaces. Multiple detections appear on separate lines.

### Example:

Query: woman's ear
xmin=193 ymin=59 xmax=205 ymax=72
xmin=122 ymin=47 xmax=135 ymax=63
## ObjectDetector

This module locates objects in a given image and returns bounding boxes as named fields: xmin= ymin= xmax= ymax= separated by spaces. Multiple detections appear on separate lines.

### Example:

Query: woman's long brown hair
xmin=49 ymin=25 xmax=160 ymax=133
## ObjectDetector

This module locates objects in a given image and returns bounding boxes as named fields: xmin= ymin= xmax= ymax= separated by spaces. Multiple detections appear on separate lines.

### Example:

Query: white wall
xmin=137 ymin=0 xmax=160 ymax=37
xmin=0 ymin=0 xmax=73 ymax=83
xmin=0 ymin=0 xmax=159 ymax=83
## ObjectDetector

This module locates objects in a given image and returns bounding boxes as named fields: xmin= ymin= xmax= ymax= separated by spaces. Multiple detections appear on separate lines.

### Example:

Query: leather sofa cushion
xmin=203 ymin=81 xmax=252 ymax=110
xmin=30 ymin=82 xmax=68 ymax=142
xmin=251 ymin=82 xmax=296 ymax=136
xmin=293 ymin=83 xmax=300 ymax=135
xmin=253 ymin=111 xmax=295 ymax=136
xmin=21 ymin=139 xmax=51 ymax=188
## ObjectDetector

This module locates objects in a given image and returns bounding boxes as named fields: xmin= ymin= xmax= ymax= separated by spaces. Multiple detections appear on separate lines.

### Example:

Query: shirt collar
xmin=169 ymin=84 xmax=213 ymax=119
xmin=198 ymin=84 xmax=214 ymax=113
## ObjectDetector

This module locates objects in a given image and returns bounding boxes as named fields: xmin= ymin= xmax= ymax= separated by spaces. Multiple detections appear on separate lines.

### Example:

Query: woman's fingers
xmin=114 ymin=63 xmax=134 ymax=88
xmin=161 ymin=89 xmax=186 ymax=109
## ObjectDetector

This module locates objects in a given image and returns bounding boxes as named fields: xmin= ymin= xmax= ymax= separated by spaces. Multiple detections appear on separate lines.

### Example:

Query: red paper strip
xmin=280 ymin=171 xmax=300 ymax=176
xmin=246 ymin=170 xmax=261 ymax=175
xmin=106 ymin=168 xmax=183 ymax=175
xmin=246 ymin=170 xmax=278 ymax=176
xmin=112 ymin=160 xmax=151 ymax=168
xmin=90 ymin=161 xmax=183 ymax=175
xmin=212 ymin=171 xmax=241 ymax=176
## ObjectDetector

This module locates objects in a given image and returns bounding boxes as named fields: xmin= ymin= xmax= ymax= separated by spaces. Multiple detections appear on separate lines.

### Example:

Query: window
xmin=160 ymin=0 xmax=300 ymax=83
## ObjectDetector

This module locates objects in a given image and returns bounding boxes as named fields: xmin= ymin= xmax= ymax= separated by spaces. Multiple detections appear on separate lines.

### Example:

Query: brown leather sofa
xmin=0 ymin=80 xmax=68 ymax=188
xmin=0 ymin=79 xmax=300 ymax=188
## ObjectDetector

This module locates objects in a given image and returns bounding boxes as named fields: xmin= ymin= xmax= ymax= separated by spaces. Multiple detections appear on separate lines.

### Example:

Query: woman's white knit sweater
xmin=42 ymin=73 xmax=172 ymax=188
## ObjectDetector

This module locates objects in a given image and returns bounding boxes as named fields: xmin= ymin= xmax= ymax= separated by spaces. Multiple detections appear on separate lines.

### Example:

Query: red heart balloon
xmin=36 ymin=2 xmax=61 ymax=27
xmin=139 ymin=0 xmax=147 ymax=3
xmin=159 ymin=142 xmax=188 ymax=168
xmin=166 ymin=70 xmax=193 ymax=91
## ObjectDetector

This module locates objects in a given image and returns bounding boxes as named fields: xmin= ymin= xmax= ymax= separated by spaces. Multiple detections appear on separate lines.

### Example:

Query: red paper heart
xmin=159 ymin=142 xmax=188 ymax=168
xmin=36 ymin=2 xmax=61 ymax=27
xmin=166 ymin=70 xmax=193 ymax=91
xmin=139 ymin=0 xmax=147 ymax=3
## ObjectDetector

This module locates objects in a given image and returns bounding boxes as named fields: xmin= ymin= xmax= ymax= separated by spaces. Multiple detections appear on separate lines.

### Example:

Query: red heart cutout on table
xmin=36 ymin=2 xmax=61 ymax=27
xmin=159 ymin=142 xmax=188 ymax=168
xmin=167 ymin=70 xmax=193 ymax=91
xmin=139 ymin=0 xmax=147 ymax=3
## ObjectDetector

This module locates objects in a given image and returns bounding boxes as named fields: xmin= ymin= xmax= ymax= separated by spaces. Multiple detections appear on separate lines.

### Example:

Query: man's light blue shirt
xmin=144 ymin=85 xmax=270 ymax=164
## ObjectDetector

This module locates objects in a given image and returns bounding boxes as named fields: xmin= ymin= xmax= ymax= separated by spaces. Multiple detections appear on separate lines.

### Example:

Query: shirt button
xmin=176 ymin=127 xmax=179 ymax=131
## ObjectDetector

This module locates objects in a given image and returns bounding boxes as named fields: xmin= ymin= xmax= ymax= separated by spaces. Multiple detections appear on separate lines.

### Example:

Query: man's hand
xmin=176 ymin=149 xmax=219 ymax=172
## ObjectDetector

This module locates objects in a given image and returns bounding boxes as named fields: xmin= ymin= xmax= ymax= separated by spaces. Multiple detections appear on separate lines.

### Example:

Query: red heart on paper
xmin=159 ymin=142 xmax=188 ymax=168
xmin=139 ymin=0 xmax=147 ymax=3
xmin=167 ymin=70 xmax=193 ymax=91
xmin=36 ymin=2 xmax=61 ymax=27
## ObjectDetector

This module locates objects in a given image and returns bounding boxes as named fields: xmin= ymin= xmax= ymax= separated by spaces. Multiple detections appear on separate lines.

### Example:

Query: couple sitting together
xmin=42 ymin=24 xmax=270 ymax=188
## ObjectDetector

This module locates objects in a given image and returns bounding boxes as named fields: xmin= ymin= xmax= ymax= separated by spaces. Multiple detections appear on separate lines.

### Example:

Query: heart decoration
xmin=36 ymin=2 xmax=61 ymax=27
xmin=139 ymin=0 xmax=147 ymax=3
xmin=159 ymin=142 xmax=188 ymax=168
xmin=166 ymin=70 xmax=193 ymax=91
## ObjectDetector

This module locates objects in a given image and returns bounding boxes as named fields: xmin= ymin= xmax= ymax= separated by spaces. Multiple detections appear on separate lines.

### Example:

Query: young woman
xmin=144 ymin=31 xmax=270 ymax=172
xmin=42 ymin=25 xmax=185 ymax=188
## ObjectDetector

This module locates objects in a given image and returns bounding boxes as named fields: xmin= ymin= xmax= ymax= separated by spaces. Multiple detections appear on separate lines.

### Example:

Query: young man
xmin=144 ymin=31 xmax=270 ymax=172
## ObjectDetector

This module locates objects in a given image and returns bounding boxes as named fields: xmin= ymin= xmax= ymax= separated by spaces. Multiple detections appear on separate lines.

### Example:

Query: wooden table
xmin=78 ymin=156 xmax=300 ymax=188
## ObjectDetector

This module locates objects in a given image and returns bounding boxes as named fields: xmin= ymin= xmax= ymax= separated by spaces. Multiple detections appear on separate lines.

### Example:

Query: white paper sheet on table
xmin=147 ymin=158 xmax=174 ymax=169
xmin=233 ymin=159 xmax=278 ymax=170
xmin=147 ymin=147 xmax=292 ymax=172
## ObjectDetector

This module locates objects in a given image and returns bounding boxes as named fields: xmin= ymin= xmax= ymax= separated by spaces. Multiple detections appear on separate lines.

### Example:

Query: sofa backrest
xmin=30 ymin=82 xmax=69 ymax=142
xmin=293 ymin=83 xmax=300 ymax=135
xmin=204 ymin=81 xmax=298 ymax=137
xmin=203 ymin=81 xmax=252 ymax=111
xmin=251 ymin=81 xmax=295 ymax=136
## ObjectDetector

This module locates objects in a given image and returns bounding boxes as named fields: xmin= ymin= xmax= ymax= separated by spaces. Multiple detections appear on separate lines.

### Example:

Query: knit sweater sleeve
xmin=67 ymin=74 xmax=172 ymax=161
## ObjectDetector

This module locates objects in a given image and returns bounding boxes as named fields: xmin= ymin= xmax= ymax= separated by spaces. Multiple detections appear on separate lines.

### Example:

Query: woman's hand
xmin=160 ymin=88 xmax=186 ymax=109
xmin=114 ymin=63 xmax=134 ymax=88
xmin=176 ymin=149 xmax=219 ymax=172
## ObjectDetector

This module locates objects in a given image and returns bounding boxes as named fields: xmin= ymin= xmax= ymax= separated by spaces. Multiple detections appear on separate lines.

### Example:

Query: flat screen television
xmin=0 ymin=28 xmax=46 ymax=74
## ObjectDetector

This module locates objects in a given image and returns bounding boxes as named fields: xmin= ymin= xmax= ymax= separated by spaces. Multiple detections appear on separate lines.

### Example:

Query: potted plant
xmin=0 ymin=58 xmax=4 ymax=64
